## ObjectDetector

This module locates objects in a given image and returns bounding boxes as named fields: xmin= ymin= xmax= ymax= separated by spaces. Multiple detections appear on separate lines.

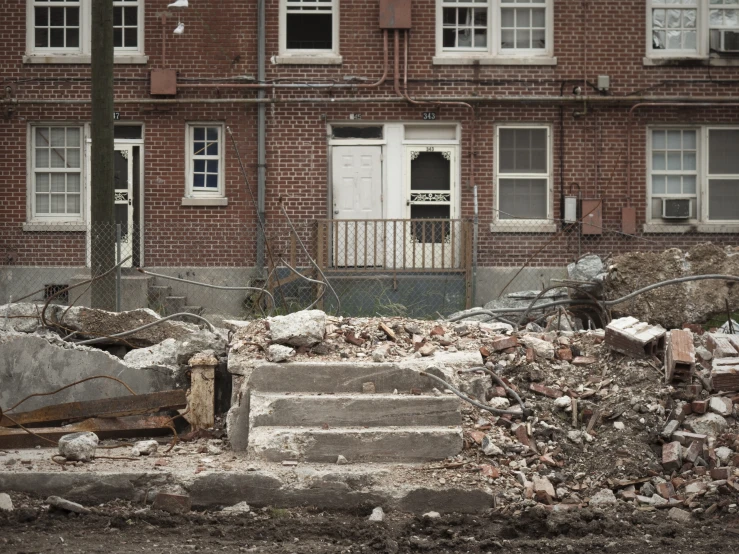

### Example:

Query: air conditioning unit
xmin=662 ymin=198 xmax=691 ymax=219
xmin=710 ymin=29 xmax=739 ymax=53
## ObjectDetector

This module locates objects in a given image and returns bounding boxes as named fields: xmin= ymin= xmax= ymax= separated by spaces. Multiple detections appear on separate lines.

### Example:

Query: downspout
xmin=257 ymin=0 xmax=266 ymax=273
xmin=626 ymin=101 xmax=739 ymax=207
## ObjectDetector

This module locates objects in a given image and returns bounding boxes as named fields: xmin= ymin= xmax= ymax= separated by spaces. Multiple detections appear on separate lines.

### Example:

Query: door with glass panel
xmin=113 ymin=144 xmax=134 ymax=267
xmin=403 ymin=146 xmax=459 ymax=269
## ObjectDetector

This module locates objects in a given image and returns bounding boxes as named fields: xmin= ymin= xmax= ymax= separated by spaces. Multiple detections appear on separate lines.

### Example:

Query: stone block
xmin=605 ymin=317 xmax=666 ymax=359
xmin=662 ymin=441 xmax=682 ymax=472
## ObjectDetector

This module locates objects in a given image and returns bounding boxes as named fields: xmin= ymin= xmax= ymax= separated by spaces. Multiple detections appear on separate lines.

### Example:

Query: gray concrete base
xmin=474 ymin=266 xmax=568 ymax=306
xmin=248 ymin=427 xmax=464 ymax=463
xmin=250 ymin=393 xmax=462 ymax=428
xmin=0 ymin=466 xmax=493 ymax=514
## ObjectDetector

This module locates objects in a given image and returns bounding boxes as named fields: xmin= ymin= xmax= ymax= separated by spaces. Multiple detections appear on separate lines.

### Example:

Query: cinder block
xmin=605 ymin=317 xmax=666 ymax=359
xmin=665 ymin=329 xmax=695 ymax=384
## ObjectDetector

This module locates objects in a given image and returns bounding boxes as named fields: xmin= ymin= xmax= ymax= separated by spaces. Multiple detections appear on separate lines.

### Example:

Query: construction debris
xmin=665 ymin=329 xmax=696 ymax=384
xmin=57 ymin=432 xmax=98 ymax=462
xmin=605 ymin=316 xmax=666 ymax=359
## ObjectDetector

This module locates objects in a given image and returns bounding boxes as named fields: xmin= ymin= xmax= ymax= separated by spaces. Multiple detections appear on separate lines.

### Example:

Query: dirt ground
xmin=1 ymin=494 xmax=738 ymax=554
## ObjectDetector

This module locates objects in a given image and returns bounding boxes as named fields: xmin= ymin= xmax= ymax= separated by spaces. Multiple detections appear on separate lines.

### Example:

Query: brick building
xmin=1 ymin=0 xmax=739 ymax=316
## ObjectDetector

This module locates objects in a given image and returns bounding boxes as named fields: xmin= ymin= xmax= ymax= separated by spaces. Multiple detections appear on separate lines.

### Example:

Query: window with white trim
xmin=186 ymin=124 xmax=224 ymax=198
xmin=495 ymin=126 xmax=551 ymax=222
xmin=31 ymin=125 xmax=84 ymax=221
xmin=279 ymin=0 xmax=339 ymax=59
xmin=648 ymin=127 xmax=739 ymax=224
xmin=647 ymin=0 xmax=739 ymax=59
xmin=437 ymin=0 xmax=552 ymax=60
xmin=27 ymin=0 xmax=144 ymax=60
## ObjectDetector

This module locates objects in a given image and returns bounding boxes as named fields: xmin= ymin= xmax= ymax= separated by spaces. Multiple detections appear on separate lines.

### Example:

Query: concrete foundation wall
xmin=474 ymin=266 xmax=568 ymax=306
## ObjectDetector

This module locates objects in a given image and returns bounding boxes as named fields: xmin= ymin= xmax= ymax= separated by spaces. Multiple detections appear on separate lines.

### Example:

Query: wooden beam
xmin=0 ymin=390 xmax=186 ymax=428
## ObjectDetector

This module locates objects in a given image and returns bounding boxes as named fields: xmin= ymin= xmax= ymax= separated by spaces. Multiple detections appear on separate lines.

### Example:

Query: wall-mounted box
xmin=563 ymin=196 xmax=578 ymax=223
xmin=150 ymin=69 xmax=177 ymax=96
xmin=581 ymin=199 xmax=602 ymax=235
xmin=621 ymin=206 xmax=636 ymax=235
xmin=379 ymin=0 xmax=412 ymax=29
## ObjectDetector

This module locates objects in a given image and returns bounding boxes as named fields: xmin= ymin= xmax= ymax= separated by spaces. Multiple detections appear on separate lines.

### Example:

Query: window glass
xmin=709 ymin=179 xmax=739 ymax=220
xmin=286 ymin=0 xmax=334 ymax=50
xmin=33 ymin=125 xmax=83 ymax=218
xmin=499 ymin=178 xmax=547 ymax=219
xmin=709 ymin=129 xmax=739 ymax=174
xmin=499 ymin=128 xmax=547 ymax=173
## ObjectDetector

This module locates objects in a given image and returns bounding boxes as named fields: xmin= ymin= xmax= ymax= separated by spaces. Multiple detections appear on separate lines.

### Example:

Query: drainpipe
xmin=472 ymin=185 xmax=478 ymax=307
xmin=626 ymin=102 xmax=739 ymax=207
xmin=256 ymin=0 xmax=266 ymax=273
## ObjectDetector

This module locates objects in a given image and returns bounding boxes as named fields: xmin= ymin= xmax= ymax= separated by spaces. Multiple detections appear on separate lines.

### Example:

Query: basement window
xmin=278 ymin=0 xmax=341 ymax=63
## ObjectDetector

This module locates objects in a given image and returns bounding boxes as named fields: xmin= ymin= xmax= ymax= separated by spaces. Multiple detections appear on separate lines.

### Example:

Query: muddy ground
xmin=1 ymin=494 xmax=738 ymax=554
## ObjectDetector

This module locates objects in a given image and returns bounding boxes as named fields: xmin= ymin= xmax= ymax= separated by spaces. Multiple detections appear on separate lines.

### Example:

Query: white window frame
xmin=277 ymin=0 xmax=342 ymax=65
xmin=27 ymin=122 xmax=87 ymax=226
xmin=25 ymin=0 xmax=146 ymax=64
xmin=645 ymin=125 xmax=739 ymax=232
xmin=492 ymin=124 xmax=555 ymax=233
xmin=184 ymin=123 xmax=226 ymax=203
xmin=645 ymin=0 xmax=739 ymax=64
xmin=434 ymin=0 xmax=556 ymax=66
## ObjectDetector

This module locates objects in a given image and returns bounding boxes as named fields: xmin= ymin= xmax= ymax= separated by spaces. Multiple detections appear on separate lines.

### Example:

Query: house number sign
xmin=422 ymin=112 xmax=437 ymax=120
xmin=114 ymin=112 xmax=121 ymax=120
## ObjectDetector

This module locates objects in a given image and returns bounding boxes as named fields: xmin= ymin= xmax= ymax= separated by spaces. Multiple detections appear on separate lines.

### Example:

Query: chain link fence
xmin=0 ymin=218 xmax=733 ymax=322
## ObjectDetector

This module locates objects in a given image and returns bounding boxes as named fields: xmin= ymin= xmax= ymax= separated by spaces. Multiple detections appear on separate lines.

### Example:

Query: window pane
xmin=501 ymin=29 xmax=515 ymax=48
xmin=114 ymin=28 xmax=123 ymax=47
xmin=50 ymin=174 xmax=65 ymax=192
xmin=667 ymin=151 xmax=682 ymax=170
xmin=35 ymin=28 xmax=49 ymax=48
xmin=684 ymin=152 xmax=696 ymax=170
xmin=50 ymin=127 xmax=65 ymax=147
xmin=67 ymin=194 xmax=80 ymax=214
xmin=36 ymin=148 xmax=50 ymax=168
xmin=194 ymin=127 xmax=205 ymax=141
xmin=193 ymin=141 xmax=205 ymax=155
xmin=193 ymin=173 xmax=205 ymax=188
xmin=35 ymin=7 xmax=48 ymax=26
xmin=66 ymin=6 xmax=79 ymax=27
xmin=443 ymin=8 xmax=456 ymax=25
xmin=36 ymin=195 xmax=50 ymax=214
xmin=50 ymin=149 xmax=66 ymax=168
xmin=443 ymin=28 xmax=456 ymax=47
xmin=501 ymin=8 xmax=514 ymax=27
xmin=652 ymin=152 xmax=666 ymax=170
xmin=683 ymin=175 xmax=696 ymax=194
xmin=206 ymin=160 xmax=219 ymax=174
xmin=206 ymin=174 xmax=218 ymax=188
xmin=67 ymin=173 xmax=80 ymax=192
xmin=66 ymin=148 xmax=80 ymax=168
xmin=499 ymin=128 xmax=547 ymax=173
xmin=124 ymin=28 xmax=137 ymax=47
xmin=499 ymin=178 xmax=547 ymax=219
xmin=113 ymin=6 xmax=123 ymax=26
xmin=50 ymin=28 xmax=64 ymax=47
xmin=49 ymin=7 xmax=64 ymax=26
xmin=286 ymin=13 xmax=332 ymax=49
xmin=474 ymin=30 xmax=487 ymax=47
xmin=125 ymin=6 xmax=138 ymax=25
xmin=652 ymin=130 xmax=666 ymax=149
xmin=206 ymin=140 xmax=218 ymax=155
xmin=36 ymin=174 xmax=50 ymax=193
xmin=667 ymin=130 xmax=682 ymax=149
xmin=50 ymin=195 xmax=65 ymax=213
xmin=458 ymin=28 xmax=472 ymax=48
xmin=709 ymin=130 xmax=739 ymax=174
xmin=683 ymin=130 xmax=696 ymax=149
xmin=194 ymin=159 xmax=205 ymax=173
xmin=709 ymin=179 xmax=739 ymax=220
xmin=652 ymin=175 xmax=666 ymax=194
xmin=667 ymin=175 xmax=682 ymax=194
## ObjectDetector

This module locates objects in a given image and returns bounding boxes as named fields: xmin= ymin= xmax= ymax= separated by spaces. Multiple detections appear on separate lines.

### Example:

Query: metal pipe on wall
xmin=256 ymin=0 xmax=266 ymax=272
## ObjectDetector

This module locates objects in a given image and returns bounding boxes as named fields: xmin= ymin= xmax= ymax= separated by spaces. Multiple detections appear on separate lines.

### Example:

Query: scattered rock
xmin=269 ymin=310 xmax=326 ymax=347
xmin=336 ymin=455 xmax=348 ymax=465
xmin=152 ymin=492 xmax=191 ymax=515
xmin=58 ymin=432 xmax=98 ymax=462
xmin=685 ymin=413 xmax=728 ymax=436
xmin=268 ymin=344 xmax=295 ymax=363
xmin=521 ymin=336 xmax=555 ymax=360
xmin=423 ymin=511 xmax=441 ymax=519
xmin=589 ymin=489 xmax=617 ymax=507
xmin=368 ymin=507 xmax=385 ymax=522
xmin=0 ymin=493 xmax=13 ymax=512
xmin=46 ymin=496 xmax=91 ymax=515
xmin=131 ymin=440 xmax=158 ymax=457
xmin=221 ymin=501 xmax=251 ymax=515
xmin=667 ymin=507 xmax=692 ymax=523
xmin=709 ymin=396 xmax=733 ymax=417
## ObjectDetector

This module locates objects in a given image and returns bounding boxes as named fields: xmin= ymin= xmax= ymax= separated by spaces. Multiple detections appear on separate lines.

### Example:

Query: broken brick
xmin=710 ymin=467 xmax=731 ymax=480
xmin=479 ymin=346 xmax=491 ymax=358
xmin=572 ymin=356 xmax=596 ymax=366
xmin=468 ymin=431 xmax=485 ymax=445
xmin=344 ymin=331 xmax=365 ymax=347
xmin=556 ymin=347 xmax=573 ymax=361
xmin=529 ymin=383 xmax=564 ymax=398
xmin=662 ymin=441 xmax=683 ymax=473
xmin=430 ymin=325 xmax=446 ymax=337
xmin=656 ymin=482 xmax=676 ymax=499
xmin=665 ymin=329 xmax=695 ymax=384
xmin=514 ymin=424 xmax=532 ymax=449
xmin=525 ymin=347 xmax=535 ymax=362
xmin=491 ymin=336 xmax=519 ymax=352
xmin=480 ymin=464 xmax=500 ymax=479
xmin=152 ymin=493 xmax=191 ymax=515
xmin=671 ymin=431 xmax=707 ymax=447
xmin=683 ymin=441 xmax=703 ymax=464
xmin=691 ymin=400 xmax=708 ymax=414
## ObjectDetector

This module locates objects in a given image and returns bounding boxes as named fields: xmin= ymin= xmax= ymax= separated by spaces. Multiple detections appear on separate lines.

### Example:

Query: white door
xmin=331 ymin=146 xmax=383 ymax=267
xmin=113 ymin=145 xmax=134 ymax=268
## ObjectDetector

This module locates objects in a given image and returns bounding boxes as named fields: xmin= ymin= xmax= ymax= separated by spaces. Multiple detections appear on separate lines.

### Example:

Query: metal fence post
xmin=116 ymin=223 xmax=122 ymax=312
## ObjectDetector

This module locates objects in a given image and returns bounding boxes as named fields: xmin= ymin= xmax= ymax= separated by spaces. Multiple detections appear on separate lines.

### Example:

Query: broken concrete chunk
xmin=706 ymin=333 xmax=739 ymax=359
xmin=418 ymin=343 xmax=437 ymax=357
xmin=268 ymin=344 xmax=295 ymax=363
xmin=189 ymin=350 xmax=219 ymax=367
xmin=488 ymin=397 xmax=510 ymax=410
xmin=683 ymin=441 xmax=703 ymax=464
xmin=152 ymin=492 xmax=191 ymax=514
xmin=0 ymin=493 xmax=13 ymax=512
xmin=58 ymin=432 xmax=98 ymax=462
xmin=221 ymin=501 xmax=251 ymax=515
xmin=605 ymin=317 xmax=666 ymax=359
xmin=554 ymin=396 xmax=572 ymax=410
xmin=423 ymin=511 xmax=441 ymax=519
xmin=667 ymin=507 xmax=692 ymax=523
xmin=269 ymin=310 xmax=326 ymax=347
xmin=662 ymin=441 xmax=682 ymax=472
xmin=0 ymin=303 xmax=56 ymax=333
xmin=368 ymin=507 xmax=385 ymax=522
xmin=481 ymin=435 xmax=503 ymax=456
xmin=123 ymin=330 xmax=226 ymax=373
xmin=661 ymin=419 xmax=680 ymax=440
xmin=567 ymin=254 xmax=605 ymax=285
xmin=46 ymin=496 xmax=91 ymax=515
xmin=716 ymin=446 xmax=733 ymax=464
xmin=589 ymin=488 xmax=617 ymax=507
xmin=521 ymin=336 xmax=555 ymax=360
xmin=684 ymin=413 xmax=728 ymax=437
xmin=131 ymin=440 xmax=158 ymax=457
xmin=572 ymin=356 xmax=596 ymax=366
xmin=709 ymin=396 xmax=733 ymax=417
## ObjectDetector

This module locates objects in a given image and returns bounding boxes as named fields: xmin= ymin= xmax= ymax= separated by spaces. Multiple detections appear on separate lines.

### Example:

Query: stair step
xmin=250 ymin=393 xmax=461 ymax=428
xmin=248 ymin=427 xmax=463 ymax=463
xmin=249 ymin=362 xmax=447 ymax=394
xmin=183 ymin=305 xmax=204 ymax=315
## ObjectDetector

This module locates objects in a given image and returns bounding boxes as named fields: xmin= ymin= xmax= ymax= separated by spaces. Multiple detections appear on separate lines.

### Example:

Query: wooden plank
xmin=0 ymin=415 xmax=173 ymax=449
xmin=187 ymin=366 xmax=215 ymax=430
xmin=0 ymin=390 xmax=186 ymax=428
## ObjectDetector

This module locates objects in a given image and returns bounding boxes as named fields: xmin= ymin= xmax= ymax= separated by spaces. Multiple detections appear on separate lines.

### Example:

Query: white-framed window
xmin=494 ymin=125 xmax=552 ymax=227
xmin=648 ymin=126 xmax=739 ymax=225
xmin=278 ymin=0 xmax=341 ymax=63
xmin=646 ymin=0 xmax=739 ymax=60
xmin=436 ymin=0 xmax=554 ymax=64
xmin=26 ymin=0 xmax=145 ymax=62
xmin=186 ymin=124 xmax=224 ymax=199
xmin=29 ymin=124 xmax=84 ymax=222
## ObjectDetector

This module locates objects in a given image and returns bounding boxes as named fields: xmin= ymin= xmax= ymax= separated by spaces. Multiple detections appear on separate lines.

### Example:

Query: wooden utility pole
xmin=90 ymin=0 xmax=115 ymax=309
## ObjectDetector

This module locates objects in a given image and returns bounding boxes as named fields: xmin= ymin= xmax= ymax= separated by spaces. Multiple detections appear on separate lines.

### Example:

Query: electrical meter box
xmin=379 ymin=0 xmax=412 ymax=29
xmin=581 ymin=199 xmax=603 ymax=235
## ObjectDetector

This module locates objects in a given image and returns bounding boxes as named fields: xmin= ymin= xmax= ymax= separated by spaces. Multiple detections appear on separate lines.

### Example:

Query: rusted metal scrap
xmin=0 ymin=415 xmax=174 ymax=449
xmin=0 ymin=389 xmax=186 ymax=428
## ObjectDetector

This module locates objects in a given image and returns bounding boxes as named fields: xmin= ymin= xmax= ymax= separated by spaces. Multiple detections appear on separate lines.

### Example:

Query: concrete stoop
xmin=0 ymin=464 xmax=494 ymax=514
xmin=147 ymin=282 xmax=203 ymax=319
xmin=241 ymin=363 xmax=464 ymax=464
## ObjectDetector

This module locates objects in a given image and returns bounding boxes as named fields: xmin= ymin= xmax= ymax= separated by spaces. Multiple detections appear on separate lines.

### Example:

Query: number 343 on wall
xmin=422 ymin=112 xmax=437 ymax=120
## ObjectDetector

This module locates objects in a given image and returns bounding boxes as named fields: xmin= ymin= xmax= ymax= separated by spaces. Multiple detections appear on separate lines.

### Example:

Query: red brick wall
xmin=2 ymin=0 xmax=738 ymax=268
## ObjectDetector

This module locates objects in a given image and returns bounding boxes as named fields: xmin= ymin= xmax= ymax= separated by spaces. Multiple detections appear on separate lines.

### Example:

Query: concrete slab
xmin=248 ymin=362 xmax=448 ymax=393
xmin=249 ymin=393 xmax=462 ymax=428
xmin=0 ymin=335 xmax=177 ymax=412
xmin=0 ymin=448 xmax=493 ymax=514
xmin=248 ymin=426 xmax=463 ymax=463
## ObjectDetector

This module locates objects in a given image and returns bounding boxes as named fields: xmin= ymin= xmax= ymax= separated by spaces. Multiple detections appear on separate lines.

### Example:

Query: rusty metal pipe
xmin=626 ymin=102 xmax=739 ymax=206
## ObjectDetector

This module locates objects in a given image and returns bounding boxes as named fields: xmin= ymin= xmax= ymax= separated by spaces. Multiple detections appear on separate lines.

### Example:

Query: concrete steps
xmin=243 ymin=362 xmax=463 ymax=463
xmin=147 ymin=282 xmax=203 ymax=317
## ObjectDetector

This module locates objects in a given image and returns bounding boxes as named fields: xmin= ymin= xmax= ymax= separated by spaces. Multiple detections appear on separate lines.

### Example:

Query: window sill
xmin=489 ymin=222 xmax=557 ymax=234
xmin=643 ymin=56 xmax=739 ymax=67
xmin=273 ymin=54 xmax=343 ymax=65
xmin=23 ymin=222 xmax=87 ymax=232
xmin=644 ymin=223 xmax=739 ymax=233
xmin=433 ymin=56 xmax=557 ymax=66
xmin=181 ymin=197 xmax=228 ymax=207
xmin=23 ymin=54 xmax=149 ymax=65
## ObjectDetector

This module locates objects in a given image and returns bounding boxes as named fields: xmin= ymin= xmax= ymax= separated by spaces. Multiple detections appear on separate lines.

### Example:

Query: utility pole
xmin=90 ymin=0 xmax=115 ymax=310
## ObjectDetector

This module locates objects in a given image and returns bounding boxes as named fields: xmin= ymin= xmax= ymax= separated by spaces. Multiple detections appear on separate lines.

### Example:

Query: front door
xmin=113 ymin=145 xmax=134 ymax=267
xmin=404 ymin=146 xmax=459 ymax=268
xmin=331 ymin=146 xmax=383 ymax=267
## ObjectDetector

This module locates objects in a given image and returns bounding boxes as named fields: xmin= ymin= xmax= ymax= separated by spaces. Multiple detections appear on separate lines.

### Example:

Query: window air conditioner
xmin=662 ymin=198 xmax=691 ymax=219
xmin=710 ymin=29 xmax=739 ymax=53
